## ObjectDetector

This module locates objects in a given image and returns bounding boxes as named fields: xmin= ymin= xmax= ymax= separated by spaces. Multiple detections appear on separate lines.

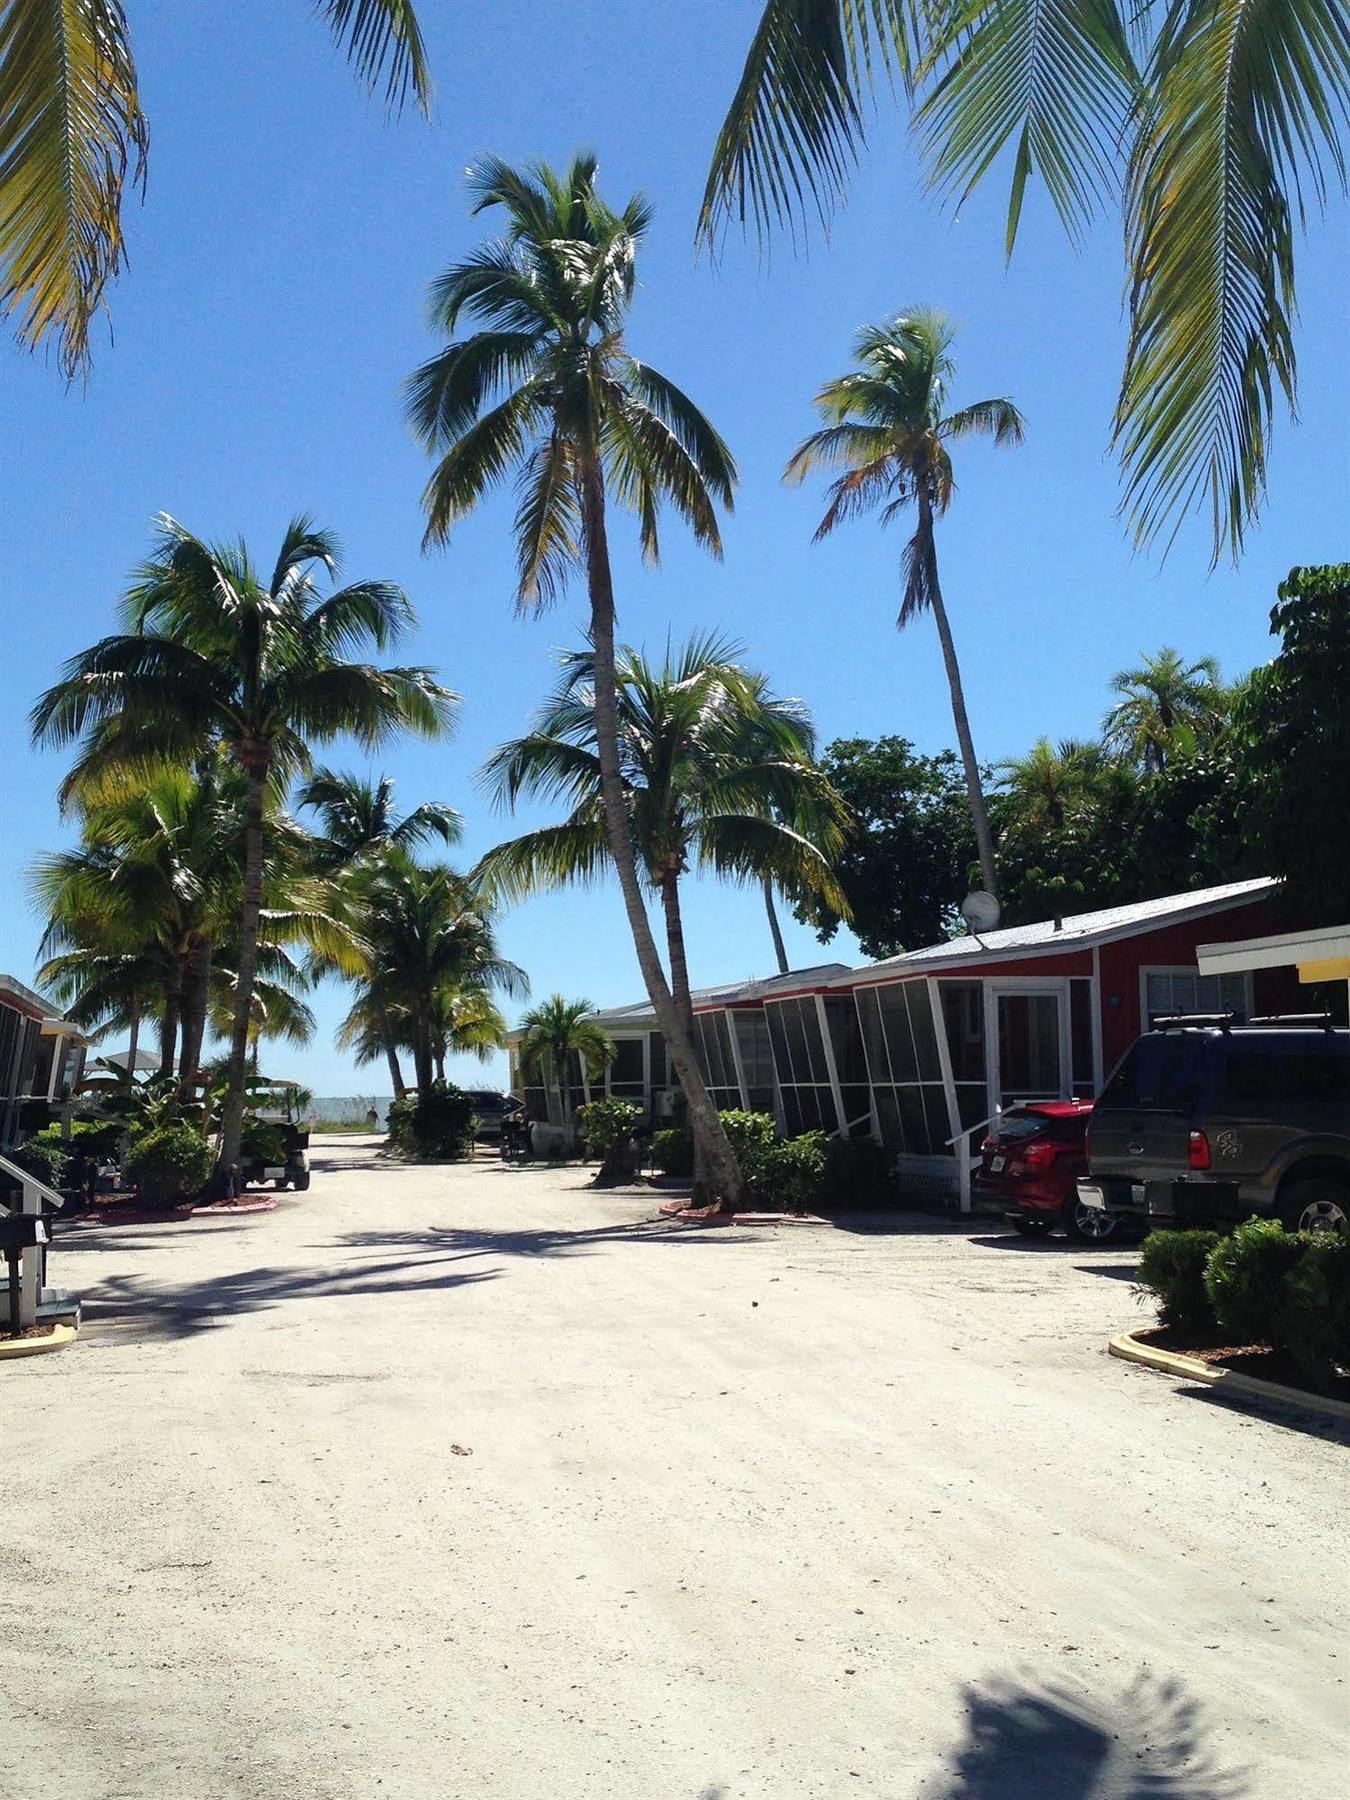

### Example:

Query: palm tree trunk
xmin=178 ymin=936 xmax=212 ymax=1097
xmin=578 ymin=457 xmax=743 ymax=1207
xmin=660 ymin=870 xmax=710 ymax=1199
xmin=434 ymin=1048 xmax=446 ymax=1082
xmin=217 ymin=763 xmax=268 ymax=1182
xmin=159 ymin=964 xmax=181 ymax=1077
xmin=373 ymin=994 xmax=406 ymax=1098
xmin=763 ymin=875 xmax=790 ymax=975
xmin=125 ymin=1005 xmax=140 ymax=1075
xmin=412 ymin=1004 xmax=434 ymax=1094
xmin=921 ymin=503 xmax=999 ymax=899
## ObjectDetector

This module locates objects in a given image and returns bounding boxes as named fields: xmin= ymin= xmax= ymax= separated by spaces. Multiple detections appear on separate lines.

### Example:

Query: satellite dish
xmin=961 ymin=889 xmax=1001 ymax=934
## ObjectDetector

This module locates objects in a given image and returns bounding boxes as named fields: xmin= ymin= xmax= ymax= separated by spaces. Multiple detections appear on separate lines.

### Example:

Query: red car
xmin=974 ymin=1100 xmax=1118 ymax=1242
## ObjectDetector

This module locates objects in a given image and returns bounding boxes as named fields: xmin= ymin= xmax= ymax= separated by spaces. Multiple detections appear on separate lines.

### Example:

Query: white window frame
xmin=1138 ymin=966 xmax=1254 ymax=1029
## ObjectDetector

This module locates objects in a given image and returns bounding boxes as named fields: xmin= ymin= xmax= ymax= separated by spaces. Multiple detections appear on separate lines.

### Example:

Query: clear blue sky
xmin=3 ymin=1 xmax=1346 ymax=1095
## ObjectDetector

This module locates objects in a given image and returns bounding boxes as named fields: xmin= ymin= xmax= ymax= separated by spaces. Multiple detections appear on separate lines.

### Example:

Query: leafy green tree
xmin=1104 ymin=648 xmax=1225 ymax=772
xmin=405 ymin=153 xmax=747 ymax=1204
xmin=352 ymin=851 xmax=525 ymax=1095
xmin=30 ymin=513 xmax=454 ymax=1181
xmin=1232 ymin=563 xmax=1350 ymax=916
xmin=516 ymin=995 xmax=616 ymax=1147
xmin=792 ymin=735 xmax=978 ymax=958
xmin=701 ymin=1 xmax=1349 ymax=562
xmin=0 ymin=0 xmax=429 ymax=376
xmin=480 ymin=633 xmax=846 ymax=1033
xmin=785 ymin=311 xmax=1022 ymax=897
xmin=298 ymin=766 xmax=461 ymax=872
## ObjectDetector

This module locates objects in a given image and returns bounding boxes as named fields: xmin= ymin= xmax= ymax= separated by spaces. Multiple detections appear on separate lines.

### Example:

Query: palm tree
xmin=786 ymin=310 xmax=1022 ymax=899
xmin=355 ymin=851 xmax=526 ymax=1095
xmin=515 ymin=996 xmax=615 ymax=1146
xmin=30 ymin=512 xmax=455 ymax=1182
xmin=298 ymin=766 xmax=462 ymax=872
xmin=700 ymin=2 xmax=1348 ymax=563
xmin=998 ymin=739 xmax=1116 ymax=834
xmin=0 ymin=0 xmax=429 ymax=378
xmin=405 ymin=152 xmax=747 ymax=1205
xmin=478 ymin=634 xmax=848 ymax=1179
xmin=1104 ymin=648 xmax=1224 ymax=773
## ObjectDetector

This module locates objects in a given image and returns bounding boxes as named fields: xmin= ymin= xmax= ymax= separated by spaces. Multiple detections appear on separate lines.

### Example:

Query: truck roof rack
xmin=1151 ymin=1012 xmax=1239 ymax=1031
xmin=1246 ymin=1011 xmax=1339 ymax=1030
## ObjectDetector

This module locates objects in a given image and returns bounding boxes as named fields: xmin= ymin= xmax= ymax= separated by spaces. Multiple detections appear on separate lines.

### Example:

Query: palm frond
xmin=939 ymin=396 xmax=1026 ymax=445
xmin=316 ymin=0 xmax=432 ymax=115
xmin=0 ymin=0 xmax=147 ymax=376
xmin=416 ymin=384 xmax=542 ymax=548
xmin=473 ymin=817 xmax=612 ymax=906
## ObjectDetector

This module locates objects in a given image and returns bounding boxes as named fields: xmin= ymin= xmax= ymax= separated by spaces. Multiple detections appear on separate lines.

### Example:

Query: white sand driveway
xmin=2 ymin=1137 xmax=1345 ymax=1798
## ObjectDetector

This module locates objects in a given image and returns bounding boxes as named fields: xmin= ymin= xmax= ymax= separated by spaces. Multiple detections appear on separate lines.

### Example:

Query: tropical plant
xmin=405 ymin=152 xmax=746 ymax=1205
xmin=786 ymin=310 xmax=1022 ymax=897
xmin=998 ymin=739 xmax=1119 ymax=834
xmin=386 ymin=1080 xmax=476 ymax=1161
xmin=348 ymin=850 xmax=525 ymax=1095
xmin=700 ymin=1 xmax=1350 ymax=563
xmin=515 ymin=995 xmax=615 ymax=1145
xmin=30 ymin=512 xmax=455 ymax=1183
xmin=479 ymin=634 xmax=848 ymax=1164
xmin=1232 ymin=563 xmax=1350 ymax=917
xmin=123 ymin=1122 xmax=214 ymax=1204
xmin=0 ymin=0 xmax=430 ymax=377
xmin=1104 ymin=648 xmax=1225 ymax=772
xmin=298 ymin=766 xmax=461 ymax=872
xmin=576 ymin=1096 xmax=643 ymax=1183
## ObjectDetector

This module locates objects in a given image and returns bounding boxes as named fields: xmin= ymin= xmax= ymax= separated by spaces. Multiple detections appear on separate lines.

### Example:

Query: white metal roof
xmin=1197 ymin=922 xmax=1350 ymax=975
xmin=835 ymin=877 xmax=1279 ymax=984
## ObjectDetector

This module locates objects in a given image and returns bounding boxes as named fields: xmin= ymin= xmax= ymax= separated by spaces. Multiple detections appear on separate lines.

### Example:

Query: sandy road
xmin=2 ymin=1138 xmax=1346 ymax=1799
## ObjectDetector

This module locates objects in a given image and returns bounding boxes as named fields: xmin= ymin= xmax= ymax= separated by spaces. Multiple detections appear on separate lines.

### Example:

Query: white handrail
xmin=0 ymin=1151 xmax=66 ymax=1210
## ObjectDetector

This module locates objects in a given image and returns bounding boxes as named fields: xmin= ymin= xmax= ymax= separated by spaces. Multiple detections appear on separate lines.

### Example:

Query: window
xmin=607 ymin=1035 xmax=646 ymax=1102
xmin=858 ymin=981 xmax=951 ymax=1157
xmin=764 ymin=996 xmax=839 ymax=1135
xmin=1070 ymin=979 xmax=1095 ymax=1097
xmin=732 ymin=1011 xmax=775 ymax=1115
xmin=1223 ymin=1045 xmax=1350 ymax=1104
xmin=1097 ymin=1036 xmax=1205 ymax=1111
xmin=695 ymin=1012 xmax=741 ymax=1110
xmin=1142 ymin=968 xmax=1251 ymax=1026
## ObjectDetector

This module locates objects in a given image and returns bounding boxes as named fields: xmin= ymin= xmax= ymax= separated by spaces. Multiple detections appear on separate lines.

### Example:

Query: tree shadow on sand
xmin=329 ymin=1219 xmax=759 ymax=1263
xmin=921 ymin=1668 xmax=1247 ymax=1799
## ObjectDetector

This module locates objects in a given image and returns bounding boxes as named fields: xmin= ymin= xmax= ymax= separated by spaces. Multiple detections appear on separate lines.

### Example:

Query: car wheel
xmin=1279 ymin=1179 xmax=1349 ymax=1236
xmin=1063 ymin=1200 xmax=1120 ymax=1243
xmin=273 ymin=1177 xmax=289 ymax=1192
xmin=1012 ymin=1214 xmax=1055 ymax=1237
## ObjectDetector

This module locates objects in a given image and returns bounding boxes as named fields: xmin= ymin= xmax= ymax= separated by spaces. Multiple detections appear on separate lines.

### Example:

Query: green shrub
xmin=1136 ymin=1229 xmax=1221 ymax=1334
xmin=387 ymin=1083 xmax=476 ymax=1161
xmin=577 ymin=1098 xmax=644 ymax=1182
xmin=651 ymin=1127 xmax=694 ymax=1177
xmin=823 ymin=1135 xmax=896 ymax=1207
xmin=1280 ymin=1235 xmax=1350 ymax=1387
xmin=240 ymin=1116 xmax=288 ymax=1166
xmin=124 ymin=1124 xmax=214 ymax=1203
xmin=1205 ymin=1217 xmax=1304 ymax=1344
xmin=716 ymin=1110 xmax=780 ymax=1169
xmin=756 ymin=1131 xmax=828 ymax=1213
xmin=10 ymin=1137 xmax=70 ymax=1189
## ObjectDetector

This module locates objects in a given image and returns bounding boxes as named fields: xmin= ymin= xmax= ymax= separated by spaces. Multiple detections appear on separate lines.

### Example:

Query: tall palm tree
xmin=786 ymin=310 xmax=1022 ymax=899
xmin=478 ymin=634 xmax=848 ymax=1177
xmin=405 ymin=152 xmax=747 ymax=1205
xmin=298 ymin=766 xmax=461 ymax=872
xmin=998 ymin=739 xmax=1118 ymax=834
xmin=336 ymin=986 xmax=508 ymax=1087
xmin=700 ymin=2 xmax=1349 ymax=564
xmin=0 ymin=0 xmax=430 ymax=378
xmin=30 ymin=512 xmax=455 ymax=1181
xmin=1104 ymin=648 xmax=1224 ymax=773
xmin=355 ymin=851 xmax=525 ymax=1096
xmin=515 ymin=996 xmax=615 ymax=1145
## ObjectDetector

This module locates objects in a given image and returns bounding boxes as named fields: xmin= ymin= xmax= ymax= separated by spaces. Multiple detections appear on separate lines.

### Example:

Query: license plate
xmin=264 ymin=1166 xmax=285 ymax=1179
xmin=989 ymin=1154 xmax=1006 ymax=1173
xmin=1132 ymin=1182 xmax=1148 ymax=1207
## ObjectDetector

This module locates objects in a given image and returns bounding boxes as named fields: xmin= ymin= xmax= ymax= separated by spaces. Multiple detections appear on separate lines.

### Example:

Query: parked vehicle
xmin=466 ymin=1090 xmax=525 ymax=1142
xmin=238 ymin=1117 xmax=311 ymax=1192
xmin=1079 ymin=1016 xmax=1350 ymax=1233
xmin=974 ymin=1100 xmax=1118 ymax=1241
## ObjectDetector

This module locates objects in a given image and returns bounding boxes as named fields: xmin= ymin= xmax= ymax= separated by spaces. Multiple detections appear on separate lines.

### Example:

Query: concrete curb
xmin=0 ymin=1323 xmax=77 ymax=1362
xmin=1109 ymin=1329 xmax=1350 ymax=1424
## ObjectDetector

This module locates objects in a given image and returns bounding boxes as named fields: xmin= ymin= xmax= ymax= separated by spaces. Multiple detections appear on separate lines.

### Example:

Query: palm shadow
xmin=922 ymin=1668 xmax=1247 ymax=1798
xmin=330 ymin=1219 xmax=758 ymax=1262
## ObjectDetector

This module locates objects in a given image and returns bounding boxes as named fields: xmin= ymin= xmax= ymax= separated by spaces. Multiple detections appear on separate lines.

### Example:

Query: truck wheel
xmin=1063 ymin=1200 xmax=1119 ymax=1243
xmin=1279 ymin=1178 xmax=1349 ymax=1236
xmin=291 ymin=1169 xmax=311 ymax=1193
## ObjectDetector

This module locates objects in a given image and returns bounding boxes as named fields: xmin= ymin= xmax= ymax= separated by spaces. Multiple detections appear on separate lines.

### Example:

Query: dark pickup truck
xmin=1078 ymin=1016 xmax=1350 ymax=1235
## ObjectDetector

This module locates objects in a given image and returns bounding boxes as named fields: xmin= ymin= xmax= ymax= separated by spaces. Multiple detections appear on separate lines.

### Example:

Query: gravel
xmin=2 ymin=1138 xmax=1345 ymax=1798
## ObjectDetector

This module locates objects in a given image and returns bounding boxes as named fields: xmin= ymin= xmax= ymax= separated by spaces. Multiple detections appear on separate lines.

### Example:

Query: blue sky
xmin=3 ymin=0 xmax=1346 ymax=1096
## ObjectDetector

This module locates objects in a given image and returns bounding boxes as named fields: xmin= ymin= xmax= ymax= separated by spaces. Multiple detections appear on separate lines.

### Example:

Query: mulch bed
xmin=1134 ymin=1325 xmax=1350 ymax=1404
xmin=0 ymin=1324 xmax=60 ymax=1344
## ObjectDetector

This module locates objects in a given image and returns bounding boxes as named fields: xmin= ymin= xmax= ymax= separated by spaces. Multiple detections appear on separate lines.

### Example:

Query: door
xmin=987 ymin=984 xmax=1070 ymax=1115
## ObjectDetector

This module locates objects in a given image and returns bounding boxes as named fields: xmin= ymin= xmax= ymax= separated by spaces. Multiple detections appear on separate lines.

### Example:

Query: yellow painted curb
xmin=1109 ymin=1329 xmax=1350 ymax=1423
xmin=0 ymin=1323 xmax=77 ymax=1362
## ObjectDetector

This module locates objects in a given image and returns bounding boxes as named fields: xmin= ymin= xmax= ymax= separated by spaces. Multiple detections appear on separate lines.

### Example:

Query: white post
xmin=814 ymin=995 xmax=848 ymax=1138
xmin=928 ymin=978 xmax=969 ymax=1214
xmin=19 ymin=1178 xmax=43 ymax=1328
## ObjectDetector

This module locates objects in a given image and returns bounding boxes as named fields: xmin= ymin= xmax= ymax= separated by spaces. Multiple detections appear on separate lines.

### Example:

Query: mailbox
xmin=0 ymin=1213 xmax=49 ymax=1252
